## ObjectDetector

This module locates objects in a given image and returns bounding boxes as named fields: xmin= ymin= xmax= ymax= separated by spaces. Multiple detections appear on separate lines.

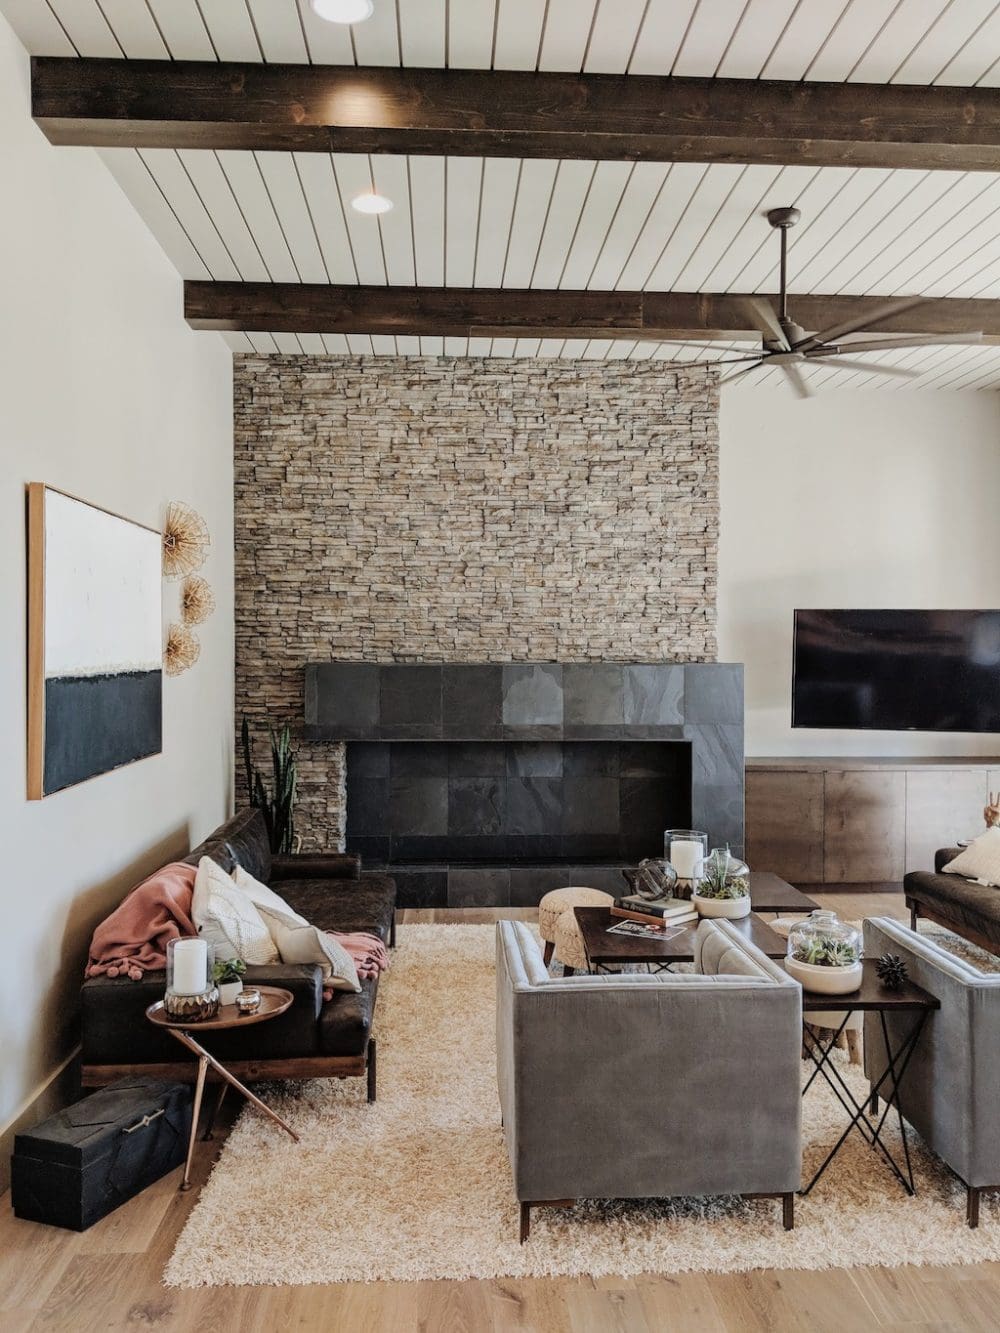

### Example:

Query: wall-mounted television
xmin=792 ymin=610 xmax=1000 ymax=733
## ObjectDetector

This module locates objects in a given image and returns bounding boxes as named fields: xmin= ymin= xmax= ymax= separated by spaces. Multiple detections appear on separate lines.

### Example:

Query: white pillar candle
xmin=172 ymin=939 xmax=208 ymax=995
xmin=670 ymin=840 xmax=704 ymax=881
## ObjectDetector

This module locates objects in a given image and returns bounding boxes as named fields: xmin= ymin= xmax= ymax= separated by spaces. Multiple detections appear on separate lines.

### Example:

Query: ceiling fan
xmin=682 ymin=207 xmax=984 ymax=397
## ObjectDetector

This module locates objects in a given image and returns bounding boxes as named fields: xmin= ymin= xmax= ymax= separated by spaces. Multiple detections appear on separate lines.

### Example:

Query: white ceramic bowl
xmin=691 ymin=892 xmax=751 ymax=919
xmin=785 ymin=956 xmax=863 ymax=995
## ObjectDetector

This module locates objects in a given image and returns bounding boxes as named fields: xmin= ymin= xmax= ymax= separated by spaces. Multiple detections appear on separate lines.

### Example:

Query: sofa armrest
xmin=934 ymin=847 xmax=964 ymax=873
xmin=270 ymin=852 xmax=360 ymax=881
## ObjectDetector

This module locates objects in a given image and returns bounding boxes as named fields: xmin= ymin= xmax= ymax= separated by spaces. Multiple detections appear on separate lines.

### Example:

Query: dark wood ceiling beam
xmin=183 ymin=283 xmax=1000 ymax=341
xmin=32 ymin=57 xmax=1000 ymax=170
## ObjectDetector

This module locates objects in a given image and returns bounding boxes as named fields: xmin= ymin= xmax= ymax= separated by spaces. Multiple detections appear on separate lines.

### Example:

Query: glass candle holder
xmin=663 ymin=829 xmax=709 ymax=887
xmin=165 ymin=937 xmax=219 ymax=1022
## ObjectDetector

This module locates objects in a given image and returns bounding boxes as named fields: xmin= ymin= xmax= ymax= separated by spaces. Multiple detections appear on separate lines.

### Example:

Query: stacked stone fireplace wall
xmin=234 ymin=356 xmax=720 ymax=851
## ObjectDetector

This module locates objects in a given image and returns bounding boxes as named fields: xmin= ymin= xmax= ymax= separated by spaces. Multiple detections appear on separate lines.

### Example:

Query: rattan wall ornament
xmin=164 ymin=622 xmax=200 ymax=677
xmin=181 ymin=574 xmax=216 ymax=626
xmin=162 ymin=502 xmax=210 ymax=579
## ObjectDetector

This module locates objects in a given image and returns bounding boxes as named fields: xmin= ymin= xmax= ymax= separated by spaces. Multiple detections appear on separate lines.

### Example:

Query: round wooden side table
xmin=146 ymin=986 xmax=300 ymax=1191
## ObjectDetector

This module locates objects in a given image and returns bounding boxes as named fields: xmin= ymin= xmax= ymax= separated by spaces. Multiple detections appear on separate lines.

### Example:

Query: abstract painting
xmin=27 ymin=484 xmax=162 ymax=799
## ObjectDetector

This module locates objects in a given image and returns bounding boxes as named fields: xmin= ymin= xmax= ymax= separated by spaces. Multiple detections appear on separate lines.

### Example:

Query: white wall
xmin=719 ymin=388 xmax=1000 ymax=757
xmin=0 ymin=15 xmax=233 ymax=1175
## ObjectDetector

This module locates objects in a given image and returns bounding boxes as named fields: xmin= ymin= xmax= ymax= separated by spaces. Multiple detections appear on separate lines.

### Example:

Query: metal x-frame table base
xmin=800 ymin=1008 xmax=928 ymax=1197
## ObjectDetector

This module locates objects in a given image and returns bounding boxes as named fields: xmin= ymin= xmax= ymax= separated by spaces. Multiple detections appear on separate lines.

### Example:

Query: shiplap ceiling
xmin=7 ymin=0 xmax=1000 ymax=389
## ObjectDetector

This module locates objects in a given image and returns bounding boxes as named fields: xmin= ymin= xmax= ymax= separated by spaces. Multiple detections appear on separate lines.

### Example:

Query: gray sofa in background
xmin=864 ymin=917 xmax=1000 ymax=1226
xmin=495 ymin=918 xmax=803 ymax=1241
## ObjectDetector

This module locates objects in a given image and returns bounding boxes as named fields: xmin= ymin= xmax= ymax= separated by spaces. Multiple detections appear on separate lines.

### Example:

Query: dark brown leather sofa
xmin=80 ymin=808 xmax=396 ymax=1100
xmin=905 ymin=847 xmax=1000 ymax=954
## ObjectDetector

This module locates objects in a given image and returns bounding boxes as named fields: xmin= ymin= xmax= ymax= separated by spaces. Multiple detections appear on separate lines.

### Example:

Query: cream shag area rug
xmin=165 ymin=923 xmax=1000 ymax=1288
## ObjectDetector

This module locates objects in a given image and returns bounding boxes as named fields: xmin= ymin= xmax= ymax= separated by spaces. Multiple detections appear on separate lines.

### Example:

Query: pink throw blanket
xmin=85 ymin=862 xmax=197 ymax=981
xmin=325 ymin=931 xmax=389 ymax=999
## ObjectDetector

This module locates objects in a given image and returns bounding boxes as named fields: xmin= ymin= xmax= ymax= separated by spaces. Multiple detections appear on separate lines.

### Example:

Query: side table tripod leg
xmin=202 ymin=1081 xmax=229 ymax=1141
xmin=181 ymin=1054 xmax=209 ymax=1191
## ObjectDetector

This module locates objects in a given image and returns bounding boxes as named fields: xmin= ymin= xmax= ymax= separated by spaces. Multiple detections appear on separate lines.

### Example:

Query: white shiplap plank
xmin=582 ymin=338 xmax=614 ymax=358
xmin=297 ymin=0 xmax=356 ymax=64
xmin=559 ymin=339 xmax=589 ymax=357
xmin=409 ymin=157 xmax=446 ymax=286
xmin=215 ymin=150 xmax=299 ymax=281
xmin=529 ymin=161 xmax=597 ymax=287
xmin=447 ymin=0 xmax=497 ymax=68
xmin=627 ymin=0 xmax=699 ymax=75
xmin=256 ymin=152 xmax=330 ymax=282
xmin=672 ymin=0 xmax=752 ymax=78
xmin=514 ymin=338 xmax=542 ymax=357
xmin=294 ymin=153 xmax=359 ymax=283
xmin=178 ymin=148 xmax=271 ymax=281
xmin=145 ymin=0 xmax=217 ymax=59
xmin=347 ymin=334 xmax=375 ymax=354
xmin=247 ymin=333 xmax=279 ymax=353
xmin=0 ymin=0 xmax=79 ymax=54
xmin=804 ymin=0 xmax=911 ymax=81
xmin=331 ymin=154 xmax=388 ymax=283
xmin=350 ymin=0 xmax=401 ymax=65
xmin=396 ymin=335 xmax=422 ymax=354
xmin=558 ymin=162 xmax=635 ymax=287
xmin=935 ymin=6 xmax=1000 ymax=85
xmin=583 ymin=0 xmax=649 ymax=74
xmin=297 ymin=333 xmax=327 ymax=353
xmin=919 ymin=222 xmax=1000 ymax=296
xmin=98 ymin=149 xmax=211 ymax=278
xmin=398 ymin=0 xmax=446 ymax=66
xmin=691 ymin=164 xmax=817 ymax=289
xmin=534 ymin=339 xmax=562 ymax=357
xmin=467 ymin=337 xmax=493 ymax=355
xmin=587 ymin=162 xmax=671 ymax=288
xmin=538 ymin=0 xmax=598 ymax=71
xmin=444 ymin=337 xmax=469 ymax=355
xmin=221 ymin=332 xmax=256 ymax=352
xmin=420 ymin=336 xmax=446 ymax=355
xmin=715 ymin=0 xmax=800 ymax=79
xmin=92 ymin=0 xmax=169 ymax=57
xmin=893 ymin=0 xmax=999 ymax=84
xmin=614 ymin=162 xmax=708 ymax=290
xmin=761 ymin=0 xmax=854 ymax=81
xmin=503 ymin=160 xmax=560 ymax=286
xmin=848 ymin=0 xmax=952 ymax=82
xmin=272 ymin=332 xmax=303 ymax=353
xmin=492 ymin=0 xmax=547 ymax=70
xmin=321 ymin=334 xmax=351 ymax=353
xmin=674 ymin=163 xmax=784 ymax=291
xmin=444 ymin=157 xmax=484 ymax=286
xmin=197 ymin=0 xmax=264 ymax=61
xmin=474 ymin=158 xmax=521 ymax=286
xmin=863 ymin=174 xmax=1000 ymax=293
xmin=370 ymin=156 xmax=416 ymax=285
xmin=370 ymin=335 xmax=397 ymax=354
xmin=626 ymin=341 xmax=659 ymax=359
xmin=647 ymin=164 xmax=752 ymax=291
xmin=246 ymin=0 xmax=308 ymax=62
xmin=138 ymin=149 xmax=242 ymax=279
xmin=45 ymin=0 xmax=123 ymax=56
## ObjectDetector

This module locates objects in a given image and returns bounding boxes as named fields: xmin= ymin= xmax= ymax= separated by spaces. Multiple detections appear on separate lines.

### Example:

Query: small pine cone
xmin=875 ymin=953 xmax=908 ymax=991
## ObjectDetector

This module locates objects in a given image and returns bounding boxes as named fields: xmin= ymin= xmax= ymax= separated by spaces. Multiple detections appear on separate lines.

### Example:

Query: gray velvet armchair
xmin=863 ymin=916 xmax=1000 ymax=1226
xmin=495 ymin=918 xmax=803 ymax=1241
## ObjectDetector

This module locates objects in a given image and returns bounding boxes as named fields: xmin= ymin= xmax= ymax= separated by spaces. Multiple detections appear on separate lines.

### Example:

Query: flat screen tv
xmin=792 ymin=610 xmax=1000 ymax=733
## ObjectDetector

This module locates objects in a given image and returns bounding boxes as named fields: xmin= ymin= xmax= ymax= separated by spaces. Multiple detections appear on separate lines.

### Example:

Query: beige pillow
xmin=234 ymin=866 xmax=361 ymax=994
xmin=942 ymin=828 xmax=1000 ymax=887
xmin=191 ymin=857 xmax=279 ymax=965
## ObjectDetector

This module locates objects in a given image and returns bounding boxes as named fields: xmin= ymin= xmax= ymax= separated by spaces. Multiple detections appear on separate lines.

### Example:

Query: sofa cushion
xmin=192 ymin=857 xmax=279 ymax=965
xmin=941 ymin=827 xmax=1000 ymax=887
xmin=318 ymin=974 xmax=379 ymax=1056
xmin=278 ymin=874 xmax=396 ymax=943
xmin=215 ymin=807 xmax=273 ymax=883
xmin=233 ymin=866 xmax=361 ymax=993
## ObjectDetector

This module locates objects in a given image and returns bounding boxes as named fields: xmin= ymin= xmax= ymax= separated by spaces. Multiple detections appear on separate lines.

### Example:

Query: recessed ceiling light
xmin=351 ymin=191 xmax=393 ymax=215
xmin=310 ymin=0 xmax=374 ymax=22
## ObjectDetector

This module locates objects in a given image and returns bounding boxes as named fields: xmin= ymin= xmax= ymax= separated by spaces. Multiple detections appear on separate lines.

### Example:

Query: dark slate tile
xmin=622 ymin=724 xmax=685 ymax=741
xmin=390 ymin=742 xmax=449 ymax=780
xmin=442 ymin=665 xmax=502 ymax=739
xmin=563 ymin=724 xmax=627 ymax=740
xmin=563 ymin=742 xmax=620 ymax=777
xmin=620 ymin=740 xmax=691 ymax=777
xmin=346 ymin=777 xmax=389 ymax=836
xmin=690 ymin=783 xmax=745 ymax=861
xmin=380 ymin=664 xmax=442 ymax=735
xmin=389 ymin=776 xmax=448 ymax=835
xmin=502 ymin=835 xmax=563 ymax=860
xmin=448 ymin=742 xmax=506 ymax=778
xmin=441 ymin=835 xmax=514 ymax=860
xmin=619 ymin=776 xmax=675 ymax=840
xmin=624 ymin=665 xmax=685 ymax=726
xmin=505 ymin=777 xmax=563 ymax=835
xmin=620 ymin=829 xmax=665 ymax=862
xmin=448 ymin=868 xmax=510 ymax=907
xmin=563 ymin=866 xmax=628 ymax=894
xmin=561 ymin=834 xmax=621 ymax=860
xmin=684 ymin=664 xmax=744 ymax=724
xmin=563 ymin=776 xmax=620 ymax=834
xmin=501 ymin=724 xmax=564 ymax=742
xmin=390 ymin=835 xmax=453 ymax=861
xmin=684 ymin=723 xmax=744 ymax=788
xmin=563 ymin=664 xmax=624 ymax=728
xmin=392 ymin=870 xmax=448 ymax=909
xmin=344 ymin=835 xmax=390 ymax=866
xmin=509 ymin=866 xmax=573 ymax=906
xmin=305 ymin=663 xmax=379 ymax=738
xmin=502 ymin=664 xmax=564 ymax=728
xmin=506 ymin=742 xmax=564 ymax=776
xmin=449 ymin=778 xmax=504 ymax=835
xmin=346 ymin=741 xmax=390 ymax=780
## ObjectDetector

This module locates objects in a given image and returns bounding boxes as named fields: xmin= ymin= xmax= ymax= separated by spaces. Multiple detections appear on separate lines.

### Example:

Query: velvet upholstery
xmin=495 ymin=919 xmax=802 ymax=1206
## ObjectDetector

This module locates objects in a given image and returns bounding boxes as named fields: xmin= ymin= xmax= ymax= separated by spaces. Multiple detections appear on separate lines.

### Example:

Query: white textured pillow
xmin=191 ymin=856 xmax=279 ymax=965
xmin=942 ymin=827 xmax=1000 ymax=887
xmin=234 ymin=866 xmax=361 ymax=994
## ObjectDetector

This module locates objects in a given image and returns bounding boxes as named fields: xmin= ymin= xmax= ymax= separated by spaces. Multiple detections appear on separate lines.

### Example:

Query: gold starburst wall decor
xmin=181 ymin=574 xmax=216 ymax=626
xmin=162 ymin=502 xmax=210 ymax=579
xmin=164 ymin=623 xmax=200 ymax=677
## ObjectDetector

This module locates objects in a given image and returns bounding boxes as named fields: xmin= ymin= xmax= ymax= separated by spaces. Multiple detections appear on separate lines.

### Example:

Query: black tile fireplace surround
xmin=305 ymin=662 xmax=744 ymax=908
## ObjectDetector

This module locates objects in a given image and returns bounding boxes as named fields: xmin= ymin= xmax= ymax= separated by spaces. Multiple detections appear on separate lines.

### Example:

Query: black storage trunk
xmin=11 ymin=1077 xmax=192 ymax=1231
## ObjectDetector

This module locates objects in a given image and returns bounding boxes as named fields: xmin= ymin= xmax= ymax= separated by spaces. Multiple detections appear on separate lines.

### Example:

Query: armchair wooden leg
xmin=519 ymin=1202 xmax=531 ymax=1244
xmin=909 ymin=901 xmax=918 ymax=931
xmin=542 ymin=940 xmax=554 ymax=966
xmin=563 ymin=965 xmax=575 ymax=977
xmin=783 ymin=1192 xmax=794 ymax=1231
xmin=846 ymin=1029 xmax=863 ymax=1065
xmin=968 ymin=1186 xmax=981 ymax=1229
xmin=366 ymin=1037 xmax=377 ymax=1104
xmin=389 ymin=911 xmax=397 ymax=948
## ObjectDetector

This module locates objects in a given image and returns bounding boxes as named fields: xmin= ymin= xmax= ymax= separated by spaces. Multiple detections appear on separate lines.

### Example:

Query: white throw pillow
xmin=234 ymin=865 xmax=361 ymax=994
xmin=192 ymin=857 xmax=279 ymax=965
xmin=942 ymin=827 xmax=1000 ymax=887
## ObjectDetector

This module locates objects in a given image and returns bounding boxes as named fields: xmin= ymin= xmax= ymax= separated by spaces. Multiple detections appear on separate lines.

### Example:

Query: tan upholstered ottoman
xmin=538 ymin=886 xmax=615 ymax=972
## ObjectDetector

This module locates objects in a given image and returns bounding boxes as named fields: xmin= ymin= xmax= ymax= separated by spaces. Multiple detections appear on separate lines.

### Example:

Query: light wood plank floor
xmin=4 ymin=891 xmax=999 ymax=1333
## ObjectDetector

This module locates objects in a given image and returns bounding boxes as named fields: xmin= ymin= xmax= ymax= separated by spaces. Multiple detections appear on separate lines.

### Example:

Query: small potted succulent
xmin=785 ymin=912 xmax=863 ymax=995
xmin=213 ymin=957 xmax=247 ymax=1007
xmin=691 ymin=847 xmax=752 ymax=920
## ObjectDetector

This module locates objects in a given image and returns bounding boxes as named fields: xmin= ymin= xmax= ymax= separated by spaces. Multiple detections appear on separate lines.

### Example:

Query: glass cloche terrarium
xmin=785 ymin=910 xmax=863 ymax=995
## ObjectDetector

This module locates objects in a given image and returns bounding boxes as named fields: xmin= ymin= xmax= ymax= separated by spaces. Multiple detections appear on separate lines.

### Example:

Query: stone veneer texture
xmin=234 ymin=356 xmax=720 ymax=849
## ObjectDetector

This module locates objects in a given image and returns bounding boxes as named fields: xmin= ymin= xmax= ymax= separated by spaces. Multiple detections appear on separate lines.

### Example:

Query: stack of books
xmin=610 ymin=895 xmax=698 ymax=928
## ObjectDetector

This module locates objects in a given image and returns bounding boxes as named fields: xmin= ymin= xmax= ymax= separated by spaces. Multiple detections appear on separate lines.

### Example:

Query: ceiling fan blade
xmin=807 ymin=356 xmax=923 ymax=379
xmin=780 ymin=363 xmax=813 ymax=398
xmin=830 ymin=332 xmax=984 ymax=354
xmin=742 ymin=298 xmax=789 ymax=350
xmin=720 ymin=361 xmax=766 ymax=386
xmin=793 ymin=295 xmax=927 ymax=348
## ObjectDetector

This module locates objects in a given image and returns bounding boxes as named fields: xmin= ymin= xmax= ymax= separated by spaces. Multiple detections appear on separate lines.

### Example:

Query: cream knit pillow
xmin=942 ymin=827 xmax=1000 ymax=887
xmin=191 ymin=856 xmax=279 ymax=965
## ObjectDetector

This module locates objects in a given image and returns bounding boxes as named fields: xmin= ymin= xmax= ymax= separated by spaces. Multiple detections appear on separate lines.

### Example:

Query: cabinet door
xmin=905 ymin=769 xmax=989 ymax=873
xmin=824 ymin=770 xmax=905 ymax=883
xmin=746 ymin=770 xmax=824 ymax=883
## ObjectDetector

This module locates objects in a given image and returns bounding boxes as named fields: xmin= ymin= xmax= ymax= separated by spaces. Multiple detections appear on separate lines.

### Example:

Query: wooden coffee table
xmin=621 ymin=868 xmax=820 ymax=917
xmin=575 ymin=906 xmax=788 ymax=972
